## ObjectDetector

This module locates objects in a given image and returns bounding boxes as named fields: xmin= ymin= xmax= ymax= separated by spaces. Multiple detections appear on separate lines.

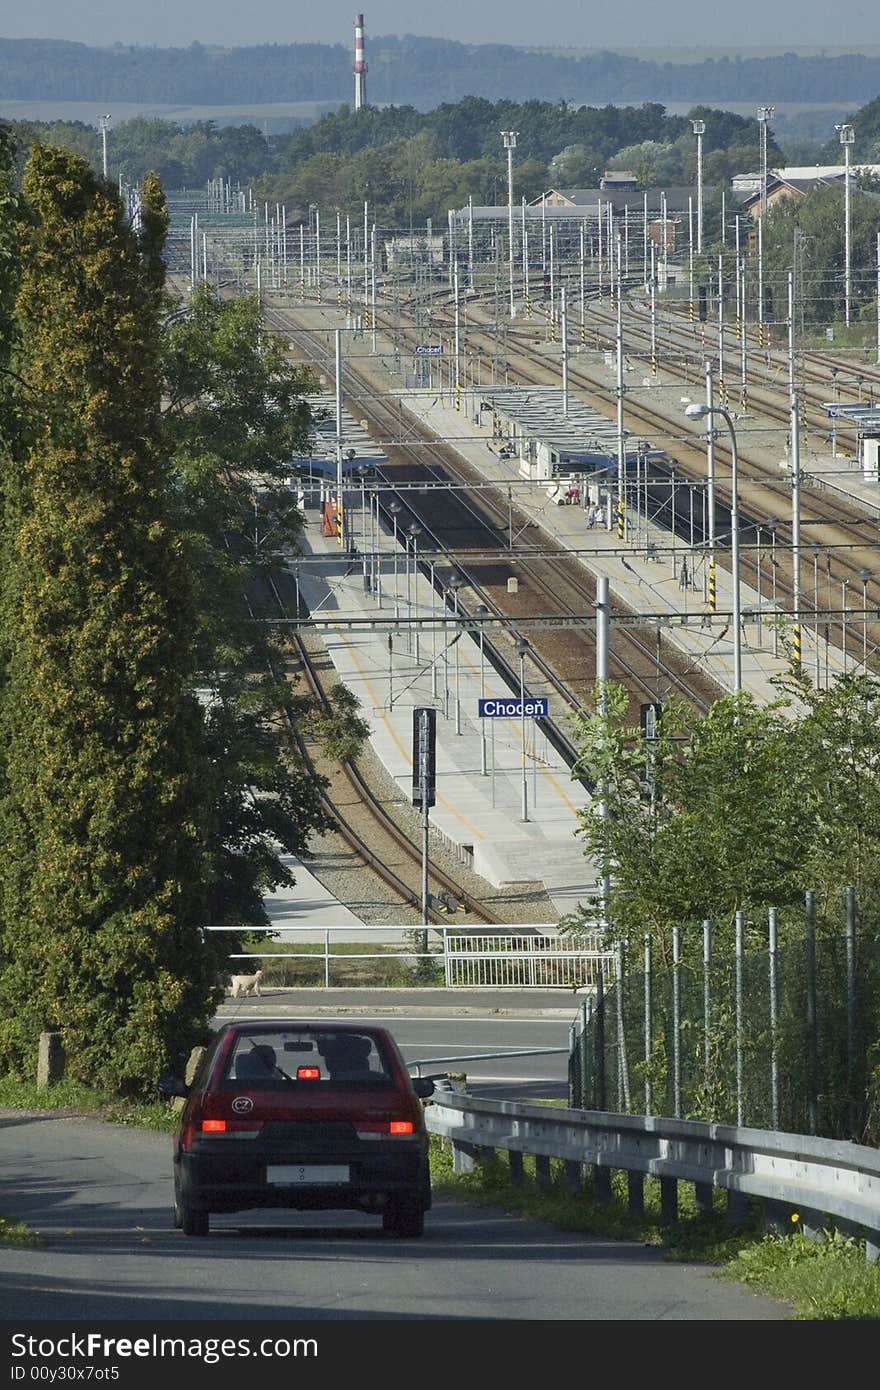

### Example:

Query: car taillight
xmin=297 ymin=1066 xmax=320 ymax=1080
xmin=197 ymin=1118 xmax=263 ymax=1137
xmin=202 ymin=1119 xmax=226 ymax=1132
xmin=355 ymin=1120 xmax=418 ymax=1138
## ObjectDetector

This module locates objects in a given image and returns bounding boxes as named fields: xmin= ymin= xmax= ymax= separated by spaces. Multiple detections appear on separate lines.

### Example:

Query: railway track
xmin=263 ymin=568 xmax=509 ymax=928
xmin=265 ymin=302 xmax=722 ymax=729
xmin=373 ymin=288 xmax=880 ymax=669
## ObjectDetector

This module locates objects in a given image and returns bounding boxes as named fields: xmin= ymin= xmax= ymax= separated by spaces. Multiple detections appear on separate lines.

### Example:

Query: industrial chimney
xmin=354 ymin=14 xmax=368 ymax=111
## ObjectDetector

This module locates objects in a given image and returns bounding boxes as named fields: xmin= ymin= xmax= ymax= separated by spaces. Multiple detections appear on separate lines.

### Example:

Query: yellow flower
xmin=791 ymin=1212 xmax=800 ymax=1224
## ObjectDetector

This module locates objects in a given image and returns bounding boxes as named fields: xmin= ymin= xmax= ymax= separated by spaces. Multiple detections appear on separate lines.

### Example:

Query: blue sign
xmin=415 ymin=344 xmax=443 ymax=355
xmin=478 ymin=697 xmax=548 ymax=718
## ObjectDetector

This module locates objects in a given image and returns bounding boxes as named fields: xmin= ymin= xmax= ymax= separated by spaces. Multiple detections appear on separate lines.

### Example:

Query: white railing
xmin=205 ymin=924 xmax=611 ymax=990
xmin=443 ymin=933 xmax=611 ymax=988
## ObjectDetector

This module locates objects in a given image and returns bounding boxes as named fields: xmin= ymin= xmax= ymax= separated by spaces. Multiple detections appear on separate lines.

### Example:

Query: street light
xmin=685 ymin=401 xmax=742 ymax=692
xmin=447 ymin=571 xmax=465 ymax=735
xmin=388 ymin=500 xmax=402 ymax=621
xmin=515 ymin=636 xmax=530 ymax=821
xmin=757 ymin=105 xmax=775 ymax=338
xmin=406 ymin=522 xmax=422 ymax=660
xmin=474 ymin=604 xmax=490 ymax=775
xmin=692 ymin=119 xmax=706 ymax=255
xmin=501 ymin=130 xmax=518 ymax=319
xmin=835 ymin=123 xmax=855 ymax=327
xmin=98 ymin=114 xmax=111 ymax=180
xmin=858 ymin=567 xmax=872 ymax=668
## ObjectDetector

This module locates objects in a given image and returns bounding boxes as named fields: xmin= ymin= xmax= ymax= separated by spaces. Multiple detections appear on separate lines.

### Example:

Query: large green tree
xmin=566 ymin=672 xmax=880 ymax=960
xmin=0 ymin=146 xmax=221 ymax=1091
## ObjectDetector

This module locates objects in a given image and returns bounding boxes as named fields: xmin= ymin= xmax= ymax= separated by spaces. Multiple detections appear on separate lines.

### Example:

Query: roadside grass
xmin=0 ymin=1077 xmax=178 ymax=1133
xmin=234 ymin=937 xmax=443 ymax=989
xmin=0 ymin=1215 xmax=42 ymax=1248
xmin=4 ymin=1079 xmax=877 ymax=1317
xmin=428 ymin=1137 xmax=880 ymax=1319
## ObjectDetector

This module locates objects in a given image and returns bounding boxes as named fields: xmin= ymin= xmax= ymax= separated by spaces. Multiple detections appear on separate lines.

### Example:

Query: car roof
xmin=218 ymin=1019 xmax=394 ymax=1039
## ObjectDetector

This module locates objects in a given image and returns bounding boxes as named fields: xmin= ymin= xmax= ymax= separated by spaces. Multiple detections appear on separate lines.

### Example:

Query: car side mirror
xmin=412 ymin=1077 xmax=435 ymax=1100
xmin=157 ymin=1073 xmax=189 ymax=1100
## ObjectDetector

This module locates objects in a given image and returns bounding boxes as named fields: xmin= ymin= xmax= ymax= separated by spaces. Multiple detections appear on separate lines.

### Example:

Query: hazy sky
xmin=4 ymin=0 xmax=879 ymax=50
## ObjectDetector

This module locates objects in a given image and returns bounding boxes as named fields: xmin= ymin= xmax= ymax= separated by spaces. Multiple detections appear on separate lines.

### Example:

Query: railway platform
xmin=292 ymin=520 xmax=600 ymax=919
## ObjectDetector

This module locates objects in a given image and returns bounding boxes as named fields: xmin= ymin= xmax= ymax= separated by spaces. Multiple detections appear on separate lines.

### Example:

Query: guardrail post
xmin=509 ymin=1151 xmax=525 ymax=1187
xmin=660 ymin=1176 xmax=678 ymax=1224
xmin=694 ymin=1182 xmax=713 ymax=1212
xmin=451 ymin=1139 xmax=478 ymax=1174
xmin=535 ymin=1155 xmax=552 ymax=1188
xmin=593 ymin=1165 xmax=612 ymax=1206
xmin=627 ymin=1170 xmax=644 ymax=1214
xmin=564 ymin=1160 xmax=583 ymax=1194
xmin=726 ymin=1190 xmax=749 ymax=1224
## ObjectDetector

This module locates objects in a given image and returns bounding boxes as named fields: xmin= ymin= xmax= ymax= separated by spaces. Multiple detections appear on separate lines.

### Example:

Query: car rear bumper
xmin=177 ymin=1139 xmax=429 ymax=1214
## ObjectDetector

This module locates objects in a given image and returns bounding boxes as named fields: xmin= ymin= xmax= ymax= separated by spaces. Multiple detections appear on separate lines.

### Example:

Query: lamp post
xmin=501 ymin=130 xmax=518 ymax=318
xmin=474 ymin=604 xmax=490 ymax=776
xmin=757 ymin=105 xmax=774 ymax=339
xmin=858 ymin=568 xmax=872 ymax=668
xmin=685 ymin=402 xmax=742 ymax=692
xmin=98 ymin=114 xmax=111 ymax=179
xmin=515 ymin=636 xmax=530 ymax=822
xmin=835 ymin=123 xmax=855 ymax=326
xmin=692 ymin=119 xmax=706 ymax=255
xmin=447 ymin=572 xmax=465 ymax=735
xmin=388 ymin=500 xmax=402 ymax=621
xmin=406 ymin=522 xmax=422 ymax=660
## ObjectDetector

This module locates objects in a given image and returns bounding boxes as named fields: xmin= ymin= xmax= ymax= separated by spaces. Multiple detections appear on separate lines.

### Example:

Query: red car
xmin=159 ymin=1020 xmax=434 ymax=1238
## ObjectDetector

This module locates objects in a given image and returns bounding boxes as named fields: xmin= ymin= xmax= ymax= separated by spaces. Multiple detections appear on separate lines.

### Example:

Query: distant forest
xmin=2 ymin=35 xmax=880 ymax=106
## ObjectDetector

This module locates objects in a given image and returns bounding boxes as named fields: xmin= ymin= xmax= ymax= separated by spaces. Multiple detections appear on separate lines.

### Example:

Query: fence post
xmin=735 ymin=909 xmax=744 ymax=1126
xmin=616 ymin=940 xmax=631 ymax=1111
xmin=324 ymin=929 xmax=330 ymax=988
xmin=768 ymin=906 xmax=779 ymax=1131
xmin=702 ymin=919 xmax=711 ymax=1084
xmin=595 ymin=965 xmax=607 ymax=1111
xmin=845 ymin=883 xmax=857 ymax=1140
xmin=672 ymin=925 xmax=681 ymax=1118
xmin=805 ymin=890 xmax=819 ymax=1135
xmin=644 ymin=934 xmax=653 ymax=1116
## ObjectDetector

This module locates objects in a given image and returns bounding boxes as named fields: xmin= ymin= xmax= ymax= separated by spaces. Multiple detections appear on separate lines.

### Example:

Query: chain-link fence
xmin=569 ymin=888 xmax=880 ymax=1142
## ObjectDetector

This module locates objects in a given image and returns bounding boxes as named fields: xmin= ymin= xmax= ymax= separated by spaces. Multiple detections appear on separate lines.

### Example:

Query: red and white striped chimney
xmin=354 ymin=14 xmax=368 ymax=111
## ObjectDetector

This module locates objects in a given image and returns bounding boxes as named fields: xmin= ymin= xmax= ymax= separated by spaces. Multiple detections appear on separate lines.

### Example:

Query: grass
xmin=3 ymin=1078 xmax=877 ymax=1317
xmin=235 ymin=937 xmax=444 ymax=989
xmin=0 ymin=1215 xmax=42 ymax=1248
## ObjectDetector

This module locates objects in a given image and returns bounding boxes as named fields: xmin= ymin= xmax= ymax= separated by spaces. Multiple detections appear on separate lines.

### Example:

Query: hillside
xmin=2 ymin=36 xmax=880 ymax=108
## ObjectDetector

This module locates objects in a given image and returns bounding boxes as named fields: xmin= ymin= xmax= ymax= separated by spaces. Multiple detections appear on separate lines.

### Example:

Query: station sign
xmin=478 ymin=697 xmax=548 ymax=718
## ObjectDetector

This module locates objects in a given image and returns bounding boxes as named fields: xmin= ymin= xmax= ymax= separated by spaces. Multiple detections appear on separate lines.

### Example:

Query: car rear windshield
xmin=219 ymin=1030 xmax=395 ymax=1090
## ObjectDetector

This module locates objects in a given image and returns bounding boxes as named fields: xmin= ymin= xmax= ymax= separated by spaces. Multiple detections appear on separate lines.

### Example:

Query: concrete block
xmin=36 ymin=1032 xmax=64 ymax=1089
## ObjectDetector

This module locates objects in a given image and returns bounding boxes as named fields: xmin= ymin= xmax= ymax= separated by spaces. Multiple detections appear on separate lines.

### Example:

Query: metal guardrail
xmin=424 ymin=1091 xmax=880 ymax=1262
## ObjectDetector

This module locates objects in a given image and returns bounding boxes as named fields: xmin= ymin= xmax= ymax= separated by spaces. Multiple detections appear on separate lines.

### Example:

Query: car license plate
xmin=266 ymin=1164 xmax=349 ymax=1185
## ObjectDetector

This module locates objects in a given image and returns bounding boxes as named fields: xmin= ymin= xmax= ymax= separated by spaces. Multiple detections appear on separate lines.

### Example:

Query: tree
xmin=0 ymin=146 xmax=219 ymax=1092
xmin=158 ymin=283 xmax=366 ymax=925
xmin=567 ymin=683 xmax=812 ymax=962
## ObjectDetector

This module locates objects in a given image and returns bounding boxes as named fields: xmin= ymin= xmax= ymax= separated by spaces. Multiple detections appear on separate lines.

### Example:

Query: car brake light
xmin=202 ymin=1119 xmax=226 ymax=1132
xmin=356 ymin=1120 xmax=418 ymax=1138
xmin=297 ymin=1066 xmax=320 ymax=1080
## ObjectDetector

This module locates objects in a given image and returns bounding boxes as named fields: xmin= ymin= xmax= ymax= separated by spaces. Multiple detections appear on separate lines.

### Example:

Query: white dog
xmin=228 ymin=969 xmax=263 ymax=998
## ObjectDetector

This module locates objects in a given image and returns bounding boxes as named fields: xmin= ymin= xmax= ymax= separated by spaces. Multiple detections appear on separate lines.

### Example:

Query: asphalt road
xmin=213 ymin=988 xmax=577 ymax=1100
xmin=0 ymin=1012 xmax=790 ymax=1324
